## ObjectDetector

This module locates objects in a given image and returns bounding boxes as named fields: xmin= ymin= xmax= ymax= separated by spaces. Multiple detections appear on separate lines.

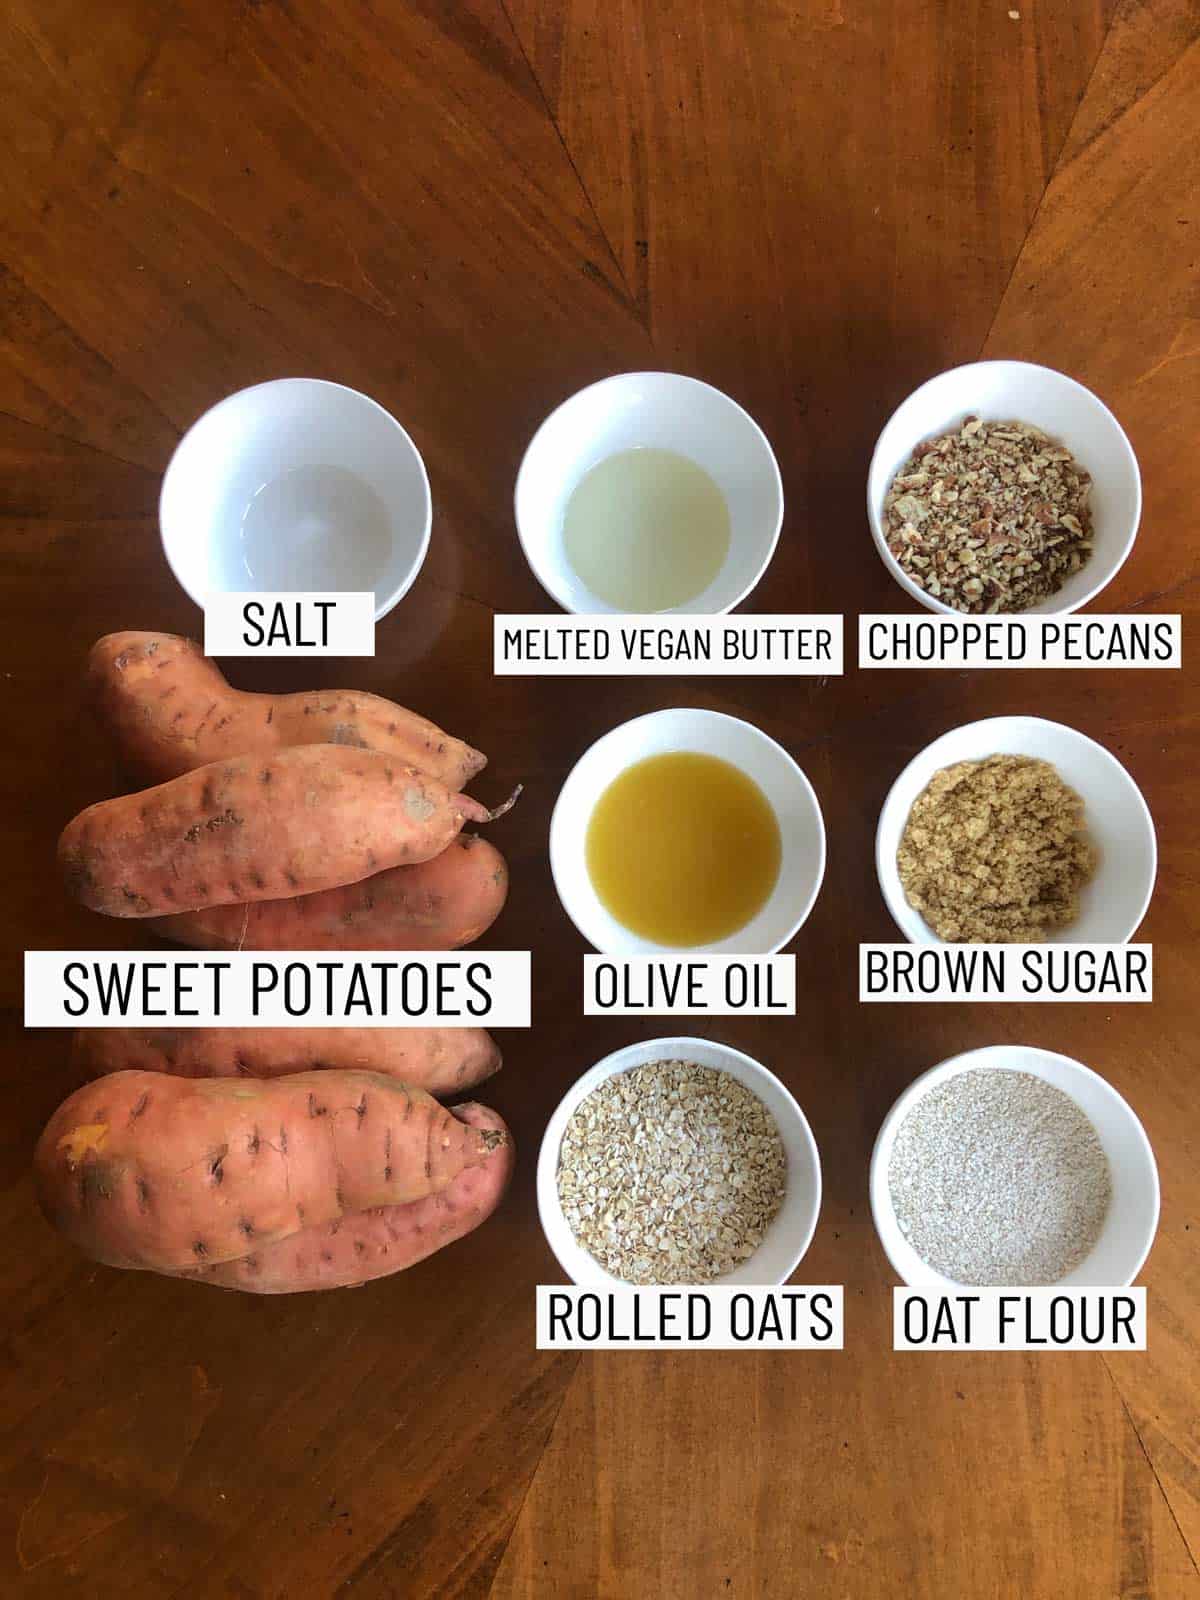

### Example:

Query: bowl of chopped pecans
xmin=537 ymin=1037 xmax=822 ymax=1287
xmin=867 ymin=361 xmax=1141 ymax=615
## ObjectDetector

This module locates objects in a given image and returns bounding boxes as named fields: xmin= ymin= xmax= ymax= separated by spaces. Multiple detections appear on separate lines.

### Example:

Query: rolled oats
xmin=882 ymin=416 xmax=1093 ymax=613
xmin=556 ymin=1060 xmax=787 ymax=1285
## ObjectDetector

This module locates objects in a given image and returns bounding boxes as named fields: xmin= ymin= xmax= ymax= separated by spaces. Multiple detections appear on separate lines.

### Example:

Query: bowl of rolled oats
xmin=537 ymin=1037 xmax=822 ymax=1286
xmin=867 ymin=361 xmax=1141 ymax=615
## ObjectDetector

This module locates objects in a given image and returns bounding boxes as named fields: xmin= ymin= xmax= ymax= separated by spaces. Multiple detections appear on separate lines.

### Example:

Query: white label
xmin=537 ymin=1286 xmax=844 ymax=1349
xmin=583 ymin=955 xmax=796 ymax=1016
xmin=859 ymin=614 xmax=1180 ymax=669
xmin=859 ymin=944 xmax=1152 ymax=1002
xmin=24 ymin=951 xmax=531 ymax=1027
xmin=494 ymin=615 xmax=843 ymax=676
xmin=204 ymin=592 xmax=376 ymax=656
xmin=894 ymin=1288 xmax=1146 ymax=1351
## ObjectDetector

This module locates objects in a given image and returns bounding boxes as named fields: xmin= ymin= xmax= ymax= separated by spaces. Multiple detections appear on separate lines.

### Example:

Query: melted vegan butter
xmin=563 ymin=447 xmax=731 ymax=611
xmin=585 ymin=751 xmax=782 ymax=946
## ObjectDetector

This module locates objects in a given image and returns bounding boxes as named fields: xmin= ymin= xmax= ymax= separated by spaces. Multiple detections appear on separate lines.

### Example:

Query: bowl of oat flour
xmin=538 ymin=1037 xmax=822 ymax=1287
xmin=870 ymin=1045 xmax=1159 ymax=1289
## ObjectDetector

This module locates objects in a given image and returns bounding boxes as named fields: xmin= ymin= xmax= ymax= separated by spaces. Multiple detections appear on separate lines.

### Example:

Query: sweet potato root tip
xmin=485 ymin=783 xmax=523 ymax=821
xmin=458 ymin=783 xmax=523 ymax=825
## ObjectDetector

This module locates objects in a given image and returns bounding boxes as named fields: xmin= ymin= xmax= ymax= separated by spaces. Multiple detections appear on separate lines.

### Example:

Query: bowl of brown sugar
xmin=876 ymin=716 xmax=1157 ymax=945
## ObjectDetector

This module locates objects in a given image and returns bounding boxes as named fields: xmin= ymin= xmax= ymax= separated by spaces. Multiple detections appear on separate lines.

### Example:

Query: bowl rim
xmin=868 ymin=1043 xmax=1161 ymax=1289
xmin=513 ymin=369 xmax=785 ymax=616
xmin=158 ymin=377 xmax=433 ymax=624
xmin=865 ymin=358 xmax=1143 ymax=617
xmin=549 ymin=707 xmax=828 ymax=955
xmin=873 ymin=713 xmax=1158 ymax=945
xmin=536 ymin=1034 xmax=824 ymax=1287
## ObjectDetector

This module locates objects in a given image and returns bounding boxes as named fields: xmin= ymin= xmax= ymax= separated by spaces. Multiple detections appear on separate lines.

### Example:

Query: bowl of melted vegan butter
xmin=562 ymin=447 xmax=731 ymax=613
xmin=515 ymin=372 xmax=783 ymax=614
xmin=550 ymin=709 xmax=827 ymax=955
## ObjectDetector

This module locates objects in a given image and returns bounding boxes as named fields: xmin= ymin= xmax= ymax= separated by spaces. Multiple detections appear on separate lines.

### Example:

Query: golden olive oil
xmin=563 ymin=447 xmax=731 ymax=611
xmin=585 ymin=751 xmax=781 ymax=945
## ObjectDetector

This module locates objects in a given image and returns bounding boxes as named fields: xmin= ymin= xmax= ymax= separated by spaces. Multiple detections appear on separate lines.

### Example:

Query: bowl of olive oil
xmin=515 ymin=372 xmax=783 ymax=614
xmin=550 ymin=709 xmax=827 ymax=955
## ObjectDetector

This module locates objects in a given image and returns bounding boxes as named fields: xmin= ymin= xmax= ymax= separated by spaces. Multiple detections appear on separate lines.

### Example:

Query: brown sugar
xmin=897 ymin=754 xmax=1097 ymax=942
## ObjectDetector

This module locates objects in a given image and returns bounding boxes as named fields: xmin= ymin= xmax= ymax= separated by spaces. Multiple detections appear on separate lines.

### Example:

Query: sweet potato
xmin=149 ymin=833 xmax=509 ymax=951
xmin=35 ymin=1069 xmax=509 ymax=1273
xmin=89 ymin=631 xmax=486 ymax=790
xmin=74 ymin=1025 xmax=501 ymax=1096
xmin=58 ymin=745 xmax=505 ymax=918
xmin=175 ymin=1102 xmax=514 ymax=1292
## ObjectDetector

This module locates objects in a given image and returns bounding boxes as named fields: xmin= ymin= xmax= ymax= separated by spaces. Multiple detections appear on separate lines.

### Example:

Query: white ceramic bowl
xmin=550 ymin=709 xmax=826 ymax=955
xmin=538 ymin=1036 xmax=822 ymax=1287
xmin=876 ymin=716 xmax=1156 ymax=945
xmin=160 ymin=379 xmax=432 ymax=621
xmin=514 ymin=371 xmax=783 ymax=614
xmin=870 ymin=1045 xmax=1160 ymax=1289
xmin=867 ymin=360 xmax=1141 ymax=615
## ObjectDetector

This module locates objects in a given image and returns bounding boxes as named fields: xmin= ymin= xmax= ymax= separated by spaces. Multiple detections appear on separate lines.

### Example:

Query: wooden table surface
xmin=2 ymin=2 xmax=1198 ymax=1594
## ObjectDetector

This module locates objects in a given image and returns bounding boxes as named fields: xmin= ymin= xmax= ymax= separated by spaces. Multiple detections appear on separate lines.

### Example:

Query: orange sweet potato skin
xmin=34 ymin=1070 xmax=508 ymax=1273
xmin=58 ymin=745 xmax=491 ymax=918
xmin=176 ymin=1102 xmax=514 ymax=1292
xmin=89 ymin=631 xmax=486 ymax=790
xmin=74 ymin=1025 xmax=501 ymax=1096
xmin=149 ymin=833 xmax=508 ymax=951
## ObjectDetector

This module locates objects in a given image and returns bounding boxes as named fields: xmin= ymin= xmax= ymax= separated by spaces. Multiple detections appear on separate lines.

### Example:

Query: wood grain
xmin=982 ymin=0 xmax=1200 ymax=1567
xmin=492 ymin=0 xmax=1200 ymax=1594
xmin=1 ymin=0 xmax=1197 ymax=1594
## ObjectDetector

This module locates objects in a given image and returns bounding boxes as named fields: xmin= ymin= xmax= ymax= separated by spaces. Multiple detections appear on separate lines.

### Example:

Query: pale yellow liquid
xmin=586 ymin=752 xmax=782 ymax=946
xmin=563 ymin=447 xmax=731 ymax=611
